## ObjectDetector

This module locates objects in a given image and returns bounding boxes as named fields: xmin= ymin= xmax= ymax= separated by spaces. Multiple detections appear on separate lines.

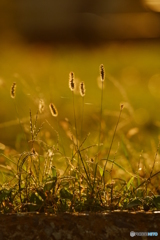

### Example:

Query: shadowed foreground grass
xmin=0 ymin=41 xmax=160 ymax=213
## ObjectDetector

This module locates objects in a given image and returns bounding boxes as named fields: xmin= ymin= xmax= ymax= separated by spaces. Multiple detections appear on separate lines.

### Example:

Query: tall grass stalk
xmin=102 ymin=104 xmax=124 ymax=187
xmin=48 ymin=103 xmax=68 ymax=165
xmin=72 ymin=92 xmax=78 ymax=148
xmin=93 ymin=65 xmax=105 ymax=192
xmin=81 ymin=96 xmax=84 ymax=138
xmin=10 ymin=82 xmax=28 ymax=146
xmin=98 ymin=64 xmax=105 ymax=150
xmin=149 ymin=139 xmax=160 ymax=179
xmin=69 ymin=72 xmax=79 ymax=167
xmin=69 ymin=72 xmax=78 ymax=148
xmin=79 ymin=81 xmax=85 ymax=140
xmin=69 ymin=74 xmax=91 ymax=193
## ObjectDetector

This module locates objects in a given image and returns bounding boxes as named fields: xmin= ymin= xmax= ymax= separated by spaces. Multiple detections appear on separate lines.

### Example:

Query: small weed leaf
xmin=44 ymin=179 xmax=57 ymax=192
xmin=143 ymin=196 xmax=154 ymax=210
xmin=121 ymin=137 xmax=129 ymax=160
xmin=51 ymin=166 xmax=57 ymax=178
xmin=127 ymin=176 xmax=135 ymax=190
xmin=153 ymin=195 xmax=160 ymax=209
xmin=144 ymin=196 xmax=153 ymax=203
xmin=0 ymin=189 xmax=12 ymax=202
xmin=27 ymin=203 xmax=41 ymax=212
xmin=60 ymin=181 xmax=70 ymax=188
xmin=126 ymin=198 xmax=142 ymax=209
xmin=135 ymin=188 xmax=145 ymax=198
xmin=30 ymin=192 xmax=44 ymax=205
xmin=98 ymin=165 xmax=103 ymax=177
xmin=36 ymin=189 xmax=46 ymax=201
xmin=60 ymin=188 xmax=73 ymax=200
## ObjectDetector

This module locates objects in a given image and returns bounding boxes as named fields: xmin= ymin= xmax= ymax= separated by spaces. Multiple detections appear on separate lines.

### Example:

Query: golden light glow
xmin=144 ymin=0 xmax=160 ymax=12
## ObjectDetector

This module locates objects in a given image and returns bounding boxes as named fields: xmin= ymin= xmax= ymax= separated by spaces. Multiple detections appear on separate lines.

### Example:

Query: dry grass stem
xmin=98 ymin=64 xmax=105 ymax=149
xmin=102 ymin=104 xmax=124 ymax=186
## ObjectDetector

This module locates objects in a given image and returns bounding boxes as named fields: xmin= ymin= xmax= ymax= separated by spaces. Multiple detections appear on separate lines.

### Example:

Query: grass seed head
xmin=100 ymin=64 xmax=105 ymax=82
xmin=79 ymin=81 xmax=85 ymax=97
xmin=69 ymin=72 xmax=75 ymax=91
xmin=39 ymin=99 xmax=45 ymax=113
xmin=10 ymin=82 xmax=16 ymax=98
xmin=120 ymin=104 xmax=124 ymax=110
xmin=49 ymin=103 xmax=58 ymax=117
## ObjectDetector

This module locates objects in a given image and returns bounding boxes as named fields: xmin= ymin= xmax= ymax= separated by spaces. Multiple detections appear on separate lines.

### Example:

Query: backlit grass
xmin=0 ymin=41 xmax=160 ymax=213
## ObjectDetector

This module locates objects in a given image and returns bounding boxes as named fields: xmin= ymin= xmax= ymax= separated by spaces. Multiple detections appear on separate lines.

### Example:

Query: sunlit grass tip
xmin=39 ymin=99 xmax=45 ymax=113
xmin=49 ymin=103 xmax=58 ymax=117
xmin=120 ymin=103 xmax=124 ymax=110
xmin=69 ymin=72 xmax=75 ymax=91
xmin=79 ymin=81 xmax=86 ymax=97
xmin=10 ymin=82 xmax=16 ymax=99
xmin=100 ymin=64 xmax=105 ymax=82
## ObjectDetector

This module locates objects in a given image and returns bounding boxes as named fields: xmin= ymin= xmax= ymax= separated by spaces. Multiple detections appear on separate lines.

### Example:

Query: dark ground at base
xmin=0 ymin=211 xmax=159 ymax=240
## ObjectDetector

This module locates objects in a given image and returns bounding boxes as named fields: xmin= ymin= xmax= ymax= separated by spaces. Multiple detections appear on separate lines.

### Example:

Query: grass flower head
xmin=10 ymin=82 xmax=16 ymax=99
xmin=79 ymin=81 xmax=86 ymax=97
xmin=49 ymin=103 xmax=58 ymax=117
xmin=69 ymin=72 xmax=75 ymax=91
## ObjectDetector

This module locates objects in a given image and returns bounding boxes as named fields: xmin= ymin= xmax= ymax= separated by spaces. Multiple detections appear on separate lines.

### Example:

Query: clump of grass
xmin=0 ymin=64 xmax=160 ymax=214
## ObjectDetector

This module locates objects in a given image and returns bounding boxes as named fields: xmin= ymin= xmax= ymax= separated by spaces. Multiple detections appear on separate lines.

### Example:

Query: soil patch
xmin=0 ymin=211 xmax=159 ymax=240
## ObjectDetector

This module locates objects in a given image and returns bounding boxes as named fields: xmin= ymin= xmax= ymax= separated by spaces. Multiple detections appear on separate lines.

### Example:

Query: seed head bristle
xmin=100 ymin=64 xmax=105 ymax=82
xmin=49 ymin=103 xmax=58 ymax=117
xmin=10 ymin=82 xmax=16 ymax=98
xmin=79 ymin=81 xmax=85 ymax=97
xmin=39 ymin=99 xmax=45 ymax=113
xmin=69 ymin=72 xmax=75 ymax=91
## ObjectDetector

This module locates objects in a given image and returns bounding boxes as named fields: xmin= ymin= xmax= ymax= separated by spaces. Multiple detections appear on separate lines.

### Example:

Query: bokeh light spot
xmin=148 ymin=74 xmax=160 ymax=98
xmin=134 ymin=108 xmax=150 ymax=125
xmin=143 ymin=0 xmax=160 ymax=12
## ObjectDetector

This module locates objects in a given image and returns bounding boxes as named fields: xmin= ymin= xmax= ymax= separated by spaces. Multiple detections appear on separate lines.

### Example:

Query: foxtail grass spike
xmin=10 ymin=82 xmax=16 ymax=98
xmin=39 ymin=99 xmax=45 ymax=113
xmin=69 ymin=72 xmax=75 ymax=91
xmin=79 ymin=81 xmax=86 ymax=97
xmin=100 ymin=64 xmax=105 ymax=82
xmin=49 ymin=103 xmax=58 ymax=117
